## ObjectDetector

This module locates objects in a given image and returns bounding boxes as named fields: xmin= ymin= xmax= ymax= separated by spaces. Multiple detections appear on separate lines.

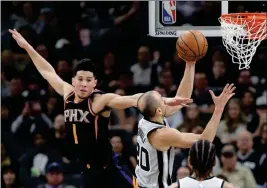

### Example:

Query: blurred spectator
xmin=1 ymin=71 xmax=11 ymax=98
xmin=236 ymin=130 xmax=267 ymax=185
xmin=253 ymin=123 xmax=267 ymax=154
xmin=1 ymin=165 xmax=21 ymax=188
xmin=235 ymin=70 xmax=256 ymax=98
xmin=178 ymin=103 xmax=205 ymax=132
xmin=110 ymin=135 xmax=137 ymax=174
xmin=217 ymin=99 xmax=247 ymax=144
xmin=99 ymin=52 xmax=119 ymax=92
xmin=209 ymin=60 xmax=227 ymax=88
xmin=37 ymin=162 xmax=77 ymax=188
xmin=248 ymin=92 xmax=267 ymax=136
xmin=11 ymin=100 xmax=53 ymax=147
xmin=1 ymin=144 xmax=12 ymax=168
xmin=130 ymin=46 xmax=161 ymax=91
xmin=3 ymin=77 xmax=25 ymax=120
xmin=157 ymin=70 xmax=177 ymax=97
xmin=191 ymin=72 xmax=214 ymax=114
xmin=218 ymin=144 xmax=257 ymax=188
xmin=241 ymin=90 xmax=257 ymax=125
xmin=56 ymin=60 xmax=72 ymax=83
xmin=176 ymin=166 xmax=190 ymax=180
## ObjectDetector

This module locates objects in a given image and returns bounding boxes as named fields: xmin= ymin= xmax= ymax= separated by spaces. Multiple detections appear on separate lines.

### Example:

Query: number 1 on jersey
xmin=72 ymin=124 xmax=79 ymax=144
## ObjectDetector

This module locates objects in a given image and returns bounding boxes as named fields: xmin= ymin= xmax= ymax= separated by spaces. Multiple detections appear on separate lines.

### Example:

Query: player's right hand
xmin=209 ymin=83 xmax=236 ymax=110
xmin=9 ymin=29 xmax=30 ymax=49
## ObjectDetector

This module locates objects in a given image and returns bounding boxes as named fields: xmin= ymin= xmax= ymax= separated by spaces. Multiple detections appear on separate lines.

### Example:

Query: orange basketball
xmin=176 ymin=30 xmax=208 ymax=61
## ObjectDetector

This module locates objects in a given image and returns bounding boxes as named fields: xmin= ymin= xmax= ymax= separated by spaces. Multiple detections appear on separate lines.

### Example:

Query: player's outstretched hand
xmin=209 ymin=83 xmax=236 ymax=110
xmin=165 ymin=96 xmax=193 ymax=107
xmin=9 ymin=29 xmax=30 ymax=49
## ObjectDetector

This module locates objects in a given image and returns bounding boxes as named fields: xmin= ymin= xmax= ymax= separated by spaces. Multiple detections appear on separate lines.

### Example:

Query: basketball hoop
xmin=218 ymin=13 xmax=267 ymax=70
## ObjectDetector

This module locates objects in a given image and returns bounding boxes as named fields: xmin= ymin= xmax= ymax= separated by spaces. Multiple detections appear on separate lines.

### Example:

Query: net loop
xmin=218 ymin=13 xmax=267 ymax=70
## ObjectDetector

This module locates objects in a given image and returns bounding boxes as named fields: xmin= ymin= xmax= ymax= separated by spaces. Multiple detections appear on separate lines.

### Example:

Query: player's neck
xmin=150 ymin=116 xmax=164 ymax=125
xmin=74 ymin=95 xmax=85 ymax=103
xmin=191 ymin=173 xmax=213 ymax=181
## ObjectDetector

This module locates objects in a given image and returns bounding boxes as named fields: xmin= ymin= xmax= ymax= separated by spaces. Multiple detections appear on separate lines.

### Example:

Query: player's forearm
xmin=200 ymin=108 xmax=223 ymax=142
xmin=176 ymin=63 xmax=195 ymax=97
xmin=24 ymin=45 xmax=56 ymax=79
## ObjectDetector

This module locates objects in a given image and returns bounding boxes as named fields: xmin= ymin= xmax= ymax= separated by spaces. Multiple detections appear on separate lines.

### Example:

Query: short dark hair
xmin=73 ymin=58 xmax=97 ymax=78
xmin=139 ymin=91 xmax=161 ymax=119
xmin=189 ymin=140 xmax=216 ymax=179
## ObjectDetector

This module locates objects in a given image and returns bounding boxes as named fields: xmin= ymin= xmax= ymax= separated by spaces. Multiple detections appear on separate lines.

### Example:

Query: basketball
xmin=176 ymin=30 xmax=208 ymax=62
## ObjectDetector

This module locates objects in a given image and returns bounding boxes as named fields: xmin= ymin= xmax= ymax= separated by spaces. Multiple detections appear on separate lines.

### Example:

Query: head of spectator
xmin=36 ymin=44 xmax=48 ymax=59
xmin=212 ymin=60 xmax=226 ymax=79
xmin=256 ymin=93 xmax=267 ymax=125
xmin=241 ymin=90 xmax=255 ymax=110
xmin=1 ymin=165 xmax=18 ymax=188
xmin=237 ymin=130 xmax=253 ymax=155
xmin=194 ymin=72 xmax=208 ymax=91
xmin=10 ymin=78 xmax=23 ymax=97
xmin=237 ymin=70 xmax=251 ymax=86
xmin=224 ymin=98 xmax=247 ymax=132
xmin=259 ymin=123 xmax=267 ymax=144
xmin=23 ymin=2 xmax=34 ymax=22
xmin=179 ymin=103 xmax=203 ymax=132
xmin=79 ymin=28 xmax=91 ymax=47
xmin=137 ymin=46 xmax=150 ymax=68
xmin=45 ymin=162 xmax=64 ymax=187
xmin=110 ymin=136 xmax=123 ymax=154
xmin=176 ymin=166 xmax=191 ymax=180
xmin=54 ymin=114 xmax=66 ymax=138
xmin=220 ymin=144 xmax=237 ymax=172
xmin=104 ymin=52 xmax=115 ymax=70
xmin=1 ymin=50 xmax=14 ymax=66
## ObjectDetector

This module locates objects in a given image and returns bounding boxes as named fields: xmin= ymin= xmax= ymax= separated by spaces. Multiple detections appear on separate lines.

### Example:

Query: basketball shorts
xmin=81 ymin=153 xmax=138 ymax=188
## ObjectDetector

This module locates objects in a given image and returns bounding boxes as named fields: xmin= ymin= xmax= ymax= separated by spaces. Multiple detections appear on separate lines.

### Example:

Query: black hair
xmin=189 ymin=140 xmax=216 ymax=179
xmin=73 ymin=58 xmax=97 ymax=78
xmin=138 ymin=91 xmax=161 ymax=119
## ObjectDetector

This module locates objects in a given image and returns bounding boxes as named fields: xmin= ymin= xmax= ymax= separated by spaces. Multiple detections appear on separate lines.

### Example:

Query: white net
xmin=218 ymin=14 xmax=267 ymax=70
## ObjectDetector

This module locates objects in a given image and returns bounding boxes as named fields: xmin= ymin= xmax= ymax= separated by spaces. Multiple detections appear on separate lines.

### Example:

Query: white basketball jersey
xmin=178 ymin=177 xmax=224 ymax=188
xmin=135 ymin=118 xmax=175 ymax=188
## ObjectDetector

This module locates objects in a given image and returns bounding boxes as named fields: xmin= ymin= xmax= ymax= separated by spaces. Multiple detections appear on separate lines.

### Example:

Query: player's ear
xmin=72 ymin=77 xmax=75 ymax=86
xmin=93 ymin=79 xmax=97 ymax=88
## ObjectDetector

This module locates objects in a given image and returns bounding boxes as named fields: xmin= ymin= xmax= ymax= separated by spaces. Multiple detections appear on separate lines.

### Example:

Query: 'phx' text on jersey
xmin=64 ymin=90 xmax=112 ymax=167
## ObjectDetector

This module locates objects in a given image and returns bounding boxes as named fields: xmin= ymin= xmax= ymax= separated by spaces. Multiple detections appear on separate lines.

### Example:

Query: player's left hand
xmin=165 ymin=96 xmax=193 ymax=107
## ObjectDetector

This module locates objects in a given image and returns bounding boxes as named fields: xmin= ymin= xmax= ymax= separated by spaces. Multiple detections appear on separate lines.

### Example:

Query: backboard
xmin=148 ymin=1 xmax=267 ymax=38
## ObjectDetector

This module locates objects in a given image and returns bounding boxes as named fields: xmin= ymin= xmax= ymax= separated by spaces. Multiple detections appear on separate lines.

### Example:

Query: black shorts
xmin=81 ymin=153 xmax=137 ymax=188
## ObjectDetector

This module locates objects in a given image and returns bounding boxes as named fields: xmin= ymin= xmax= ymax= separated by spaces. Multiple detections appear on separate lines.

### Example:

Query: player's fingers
xmin=181 ymin=103 xmax=189 ymax=107
xmin=209 ymin=90 xmax=216 ymax=99
xmin=229 ymin=86 xmax=236 ymax=93
xmin=223 ymin=83 xmax=230 ymax=93
xmin=228 ymin=93 xmax=235 ymax=99
xmin=227 ymin=83 xmax=234 ymax=92
xmin=9 ymin=29 xmax=15 ymax=34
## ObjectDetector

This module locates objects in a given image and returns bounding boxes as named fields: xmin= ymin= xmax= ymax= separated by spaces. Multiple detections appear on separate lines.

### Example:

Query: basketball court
xmin=148 ymin=1 xmax=267 ymax=70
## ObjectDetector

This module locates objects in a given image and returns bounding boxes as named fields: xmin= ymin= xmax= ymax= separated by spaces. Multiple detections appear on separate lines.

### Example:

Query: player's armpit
xmin=148 ymin=127 xmax=201 ymax=151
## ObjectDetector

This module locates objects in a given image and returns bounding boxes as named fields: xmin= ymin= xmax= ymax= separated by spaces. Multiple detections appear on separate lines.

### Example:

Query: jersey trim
xmin=177 ymin=179 xmax=180 ymax=188
xmin=221 ymin=180 xmax=225 ymax=188
xmin=189 ymin=176 xmax=215 ymax=181
xmin=157 ymin=150 xmax=164 ymax=188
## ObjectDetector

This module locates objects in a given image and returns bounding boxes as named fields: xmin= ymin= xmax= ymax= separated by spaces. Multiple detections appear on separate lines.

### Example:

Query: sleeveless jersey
xmin=64 ymin=90 xmax=112 ymax=166
xmin=178 ymin=177 xmax=224 ymax=188
xmin=135 ymin=118 xmax=175 ymax=188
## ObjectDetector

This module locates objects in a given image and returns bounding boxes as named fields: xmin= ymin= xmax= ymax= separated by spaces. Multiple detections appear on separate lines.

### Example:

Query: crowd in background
xmin=1 ymin=1 xmax=267 ymax=188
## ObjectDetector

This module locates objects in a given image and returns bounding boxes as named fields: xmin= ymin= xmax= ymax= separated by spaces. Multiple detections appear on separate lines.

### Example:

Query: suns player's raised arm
xmin=164 ymin=61 xmax=195 ymax=117
xmin=9 ymin=29 xmax=73 ymax=96
xmin=149 ymin=84 xmax=235 ymax=150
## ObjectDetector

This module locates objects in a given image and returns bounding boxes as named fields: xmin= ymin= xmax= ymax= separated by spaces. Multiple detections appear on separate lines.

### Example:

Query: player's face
xmin=72 ymin=71 xmax=97 ymax=99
